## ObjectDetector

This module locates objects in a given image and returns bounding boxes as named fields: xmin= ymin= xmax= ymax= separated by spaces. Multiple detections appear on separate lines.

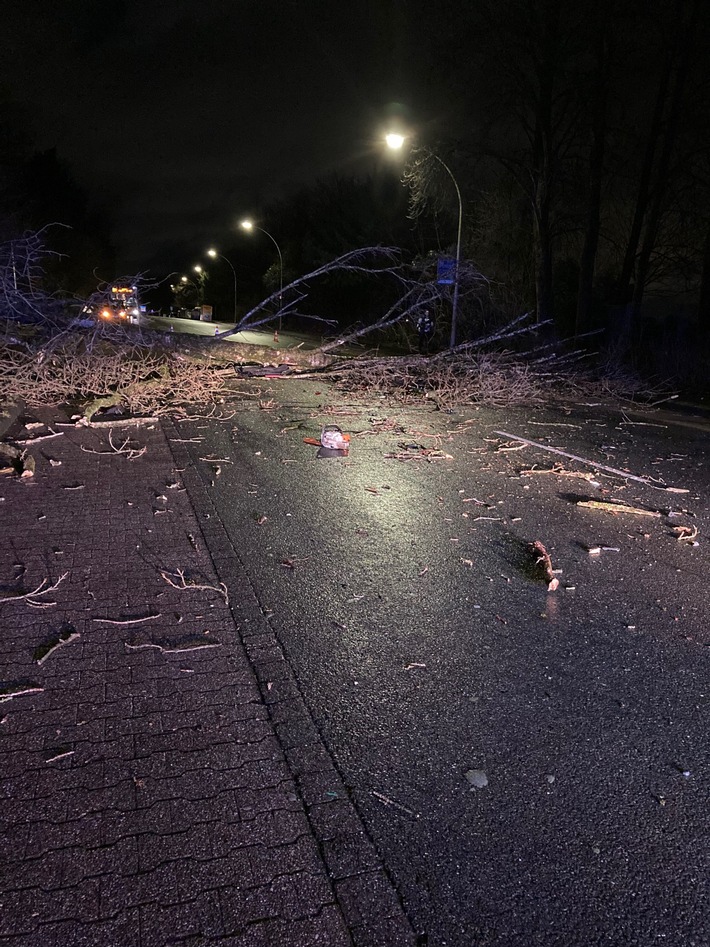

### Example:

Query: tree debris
xmin=45 ymin=749 xmax=75 ymax=763
xmin=530 ymin=541 xmax=560 ymax=591
xmin=124 ymin=635 xmax=222 ymax=653
xmin=279 ymin=557 xmax=309 ymax=570
xmin=159 ymin=568 xmax=228 ymax=603
xmin=576 ymin=500 xmax=661 ymax=517
xmin=13 ymin=431 xmax=64 ymax=444
xmin=80 ymin=430 xmax=147 ymax=459
xmin=0 ymin=681 xmax=45 ymax=702
xmin=384 ymin=445 xmax=453 ymax=461
xmin=371 ymin=790 xmax=418 ymax=817
xmin=520 ymin=464 xmax=600 ymax=484
xmin=0 ymin=573 xmax=68 ymax=608
xmin=673 ymin=524 xmax=699 ymax=545
xmin=92 ymin=613 xmax=162 ymax=625
xmin=33 ymin=626 xmax=80 ymax=664
xmin=493 ymin=430 xmax=689 ymax=492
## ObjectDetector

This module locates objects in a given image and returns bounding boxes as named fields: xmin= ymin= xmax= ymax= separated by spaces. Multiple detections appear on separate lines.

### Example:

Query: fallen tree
xmin=0 ymin=239 xmax=669 ymax=417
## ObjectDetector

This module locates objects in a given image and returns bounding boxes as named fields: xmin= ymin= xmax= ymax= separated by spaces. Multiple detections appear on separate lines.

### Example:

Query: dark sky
xmin=4 ymin=0 xmax=446 ymax=274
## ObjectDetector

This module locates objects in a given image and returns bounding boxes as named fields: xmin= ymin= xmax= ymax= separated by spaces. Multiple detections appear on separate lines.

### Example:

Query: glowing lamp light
xmin=385 ymin=133 xmax=405 ymax=150
xmin=240 ymin=219 xmax=254 ymax=231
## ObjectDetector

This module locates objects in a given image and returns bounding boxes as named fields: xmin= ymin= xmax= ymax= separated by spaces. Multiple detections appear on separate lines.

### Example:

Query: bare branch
xmin=0 ymin=572 xmax=69 ymax=608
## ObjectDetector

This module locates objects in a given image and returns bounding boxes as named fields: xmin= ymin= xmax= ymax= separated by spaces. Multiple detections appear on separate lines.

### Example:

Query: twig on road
xmin=0 ymin=573 xmax=68 ymax=608
xmin=92 ymin=613 xmax=162 ymax=625
xmin=159 ymin=568 xmax=229 ymax=604
xmin=493 ymin=430 xmax=689 ymax=493
xmin=577 ymin=499 xmax=662 ymax=517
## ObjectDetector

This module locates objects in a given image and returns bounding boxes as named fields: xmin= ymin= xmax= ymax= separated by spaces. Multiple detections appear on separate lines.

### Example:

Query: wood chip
xmin=577 ymin=500 xmax=661 ymax=517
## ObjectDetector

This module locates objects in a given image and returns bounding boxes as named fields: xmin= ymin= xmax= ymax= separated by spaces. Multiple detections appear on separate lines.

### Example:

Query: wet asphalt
xmin=174 ymin=382 xmax=709 ymax=947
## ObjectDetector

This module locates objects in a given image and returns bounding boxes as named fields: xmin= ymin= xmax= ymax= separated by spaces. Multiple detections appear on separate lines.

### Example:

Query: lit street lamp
xmin=386 ymin=132 xmax=463 ymax=348
xmin=207 ymin=248 xmax=237 ymax=324
xmin=240 ymin=219 xmax=284 ymax=333
xmin=191 ymin=265 xmax=207 ymax=306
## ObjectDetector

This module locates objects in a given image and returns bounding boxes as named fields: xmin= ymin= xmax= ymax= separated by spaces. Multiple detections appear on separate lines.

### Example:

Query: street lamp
xmin=386 ymin=132 xmax=463 ymax=348
xmin=191 ymin=265 xmax=207 ymax=306
xmin=207 ymin=248 xmax=237 ymax=324
xmin=240 ymin=219 xmax=284 ymax=334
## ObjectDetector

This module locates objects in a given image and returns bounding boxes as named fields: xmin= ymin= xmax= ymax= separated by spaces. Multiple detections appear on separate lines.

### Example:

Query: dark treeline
xmin=417 ymin=0 xmax=710 ymax=372
xmin=235 ymin=0 xmax=710 ymax=381
xmin=3 ymin=0 xmax=710 ymax=388
xmin=0 ymin=88 xmax=115 ymax=298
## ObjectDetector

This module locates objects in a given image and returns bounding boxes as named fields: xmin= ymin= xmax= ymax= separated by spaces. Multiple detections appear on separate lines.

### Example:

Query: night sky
xmin=4 ymin=0 xmax=445 ymax=274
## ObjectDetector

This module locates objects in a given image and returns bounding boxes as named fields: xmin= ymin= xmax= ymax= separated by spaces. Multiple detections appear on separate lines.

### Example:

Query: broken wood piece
xmin=69 ymin=416 xmax=160 ymax=428
xmin=80 ymin=430 xmax=146 ymax=459
xmin=92 ymin=613 xmax=161 ymax=625
xmin=577 ymin=500 xmax=661 ymax=517
xmin=159 ymin=568 xmax=228 ymax=603
xmin=371 ymin=790 xmax=417 ymax=818
xmin=672 ymin=524 xmax=699 ymax=544
xmin=530 ymin=540 xmax=560 ymax=591
xmin=19 ymin=452 xmax=35 ymax=477
xmin=13 ymin=431 xmax=64 ymax=444
xmin=33 ymin=627 xmax=80 ymax=665
xmin=0 ymin=573 xmax=68 ymax=607
xmin=0 ymin=681 xmax=44 ymax=703
xmin=520 ymin=465 xmax=599 ymax=483
xmin=45 ymin=749 xmax=75 ymax=763
xmin=493 ymin=430 xmax=689 ymax=492
xmin=124 ymin=636 xmax=221 ymax=653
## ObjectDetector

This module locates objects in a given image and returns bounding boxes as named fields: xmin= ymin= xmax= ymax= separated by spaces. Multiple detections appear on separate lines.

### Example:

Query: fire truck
xmin=98 ymin=284 xmax=141 ymax=323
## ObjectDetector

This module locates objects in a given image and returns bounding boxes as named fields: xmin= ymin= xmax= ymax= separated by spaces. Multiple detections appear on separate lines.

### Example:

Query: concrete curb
xmin=163 ymin=415 xmax=417 ymax=946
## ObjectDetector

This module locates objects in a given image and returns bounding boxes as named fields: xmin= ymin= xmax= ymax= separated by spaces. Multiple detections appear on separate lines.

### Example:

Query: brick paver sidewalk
xmin=0 ymin=412 xmax=414 ymax=946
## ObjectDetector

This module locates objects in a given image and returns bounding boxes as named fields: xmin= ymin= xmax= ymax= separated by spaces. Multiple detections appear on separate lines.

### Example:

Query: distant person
xmin=417 ymin=310 xmax=434 ymax=354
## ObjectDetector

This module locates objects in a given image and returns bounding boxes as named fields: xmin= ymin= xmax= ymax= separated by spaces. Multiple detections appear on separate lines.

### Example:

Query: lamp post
xmin=192 ymin=265 xmax=207 ymax=307
xmin=206 ymin=248 xmax=237 ymax=324
xmin=385 ymin=133 xmax=463 ymax=348
xmin=240 ymin=219 xmax=284 ymax=335
xmin=175 ymin=274 xmax=199 ymax=308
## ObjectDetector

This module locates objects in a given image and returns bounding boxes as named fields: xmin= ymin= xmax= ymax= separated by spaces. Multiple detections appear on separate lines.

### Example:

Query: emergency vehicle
xmin=98 ymin=284 xmax=141 ymax=323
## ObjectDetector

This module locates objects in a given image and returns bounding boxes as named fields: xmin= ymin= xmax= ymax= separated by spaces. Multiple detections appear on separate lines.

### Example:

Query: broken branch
xmin=576 ymin=500 xmax=661 ymax=517
xmin=159 ymin=568 xmax=229 ymax=604
xmin=494 ymin=430 xmax=688 ymax=493
xmin=530 ymin=540 xmax=560 ymax=591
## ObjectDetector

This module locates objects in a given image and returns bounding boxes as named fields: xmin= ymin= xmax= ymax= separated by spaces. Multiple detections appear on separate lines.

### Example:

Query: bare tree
xmin=0 ymin=227 xmax=66 ymax=328
xmin=629 ymin=0 xmax=701 ymax=326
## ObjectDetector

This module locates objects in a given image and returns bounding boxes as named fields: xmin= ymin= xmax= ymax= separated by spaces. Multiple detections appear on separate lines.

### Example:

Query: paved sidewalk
xmin=0 ymin=411 xmax=415 ymax=946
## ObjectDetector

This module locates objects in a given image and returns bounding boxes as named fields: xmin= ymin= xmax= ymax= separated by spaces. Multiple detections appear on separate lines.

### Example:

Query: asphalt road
xmin=139 ymin=313 xmax=323 ymax=351
xmin=173 ymin=382 xmax=709 ymax=946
